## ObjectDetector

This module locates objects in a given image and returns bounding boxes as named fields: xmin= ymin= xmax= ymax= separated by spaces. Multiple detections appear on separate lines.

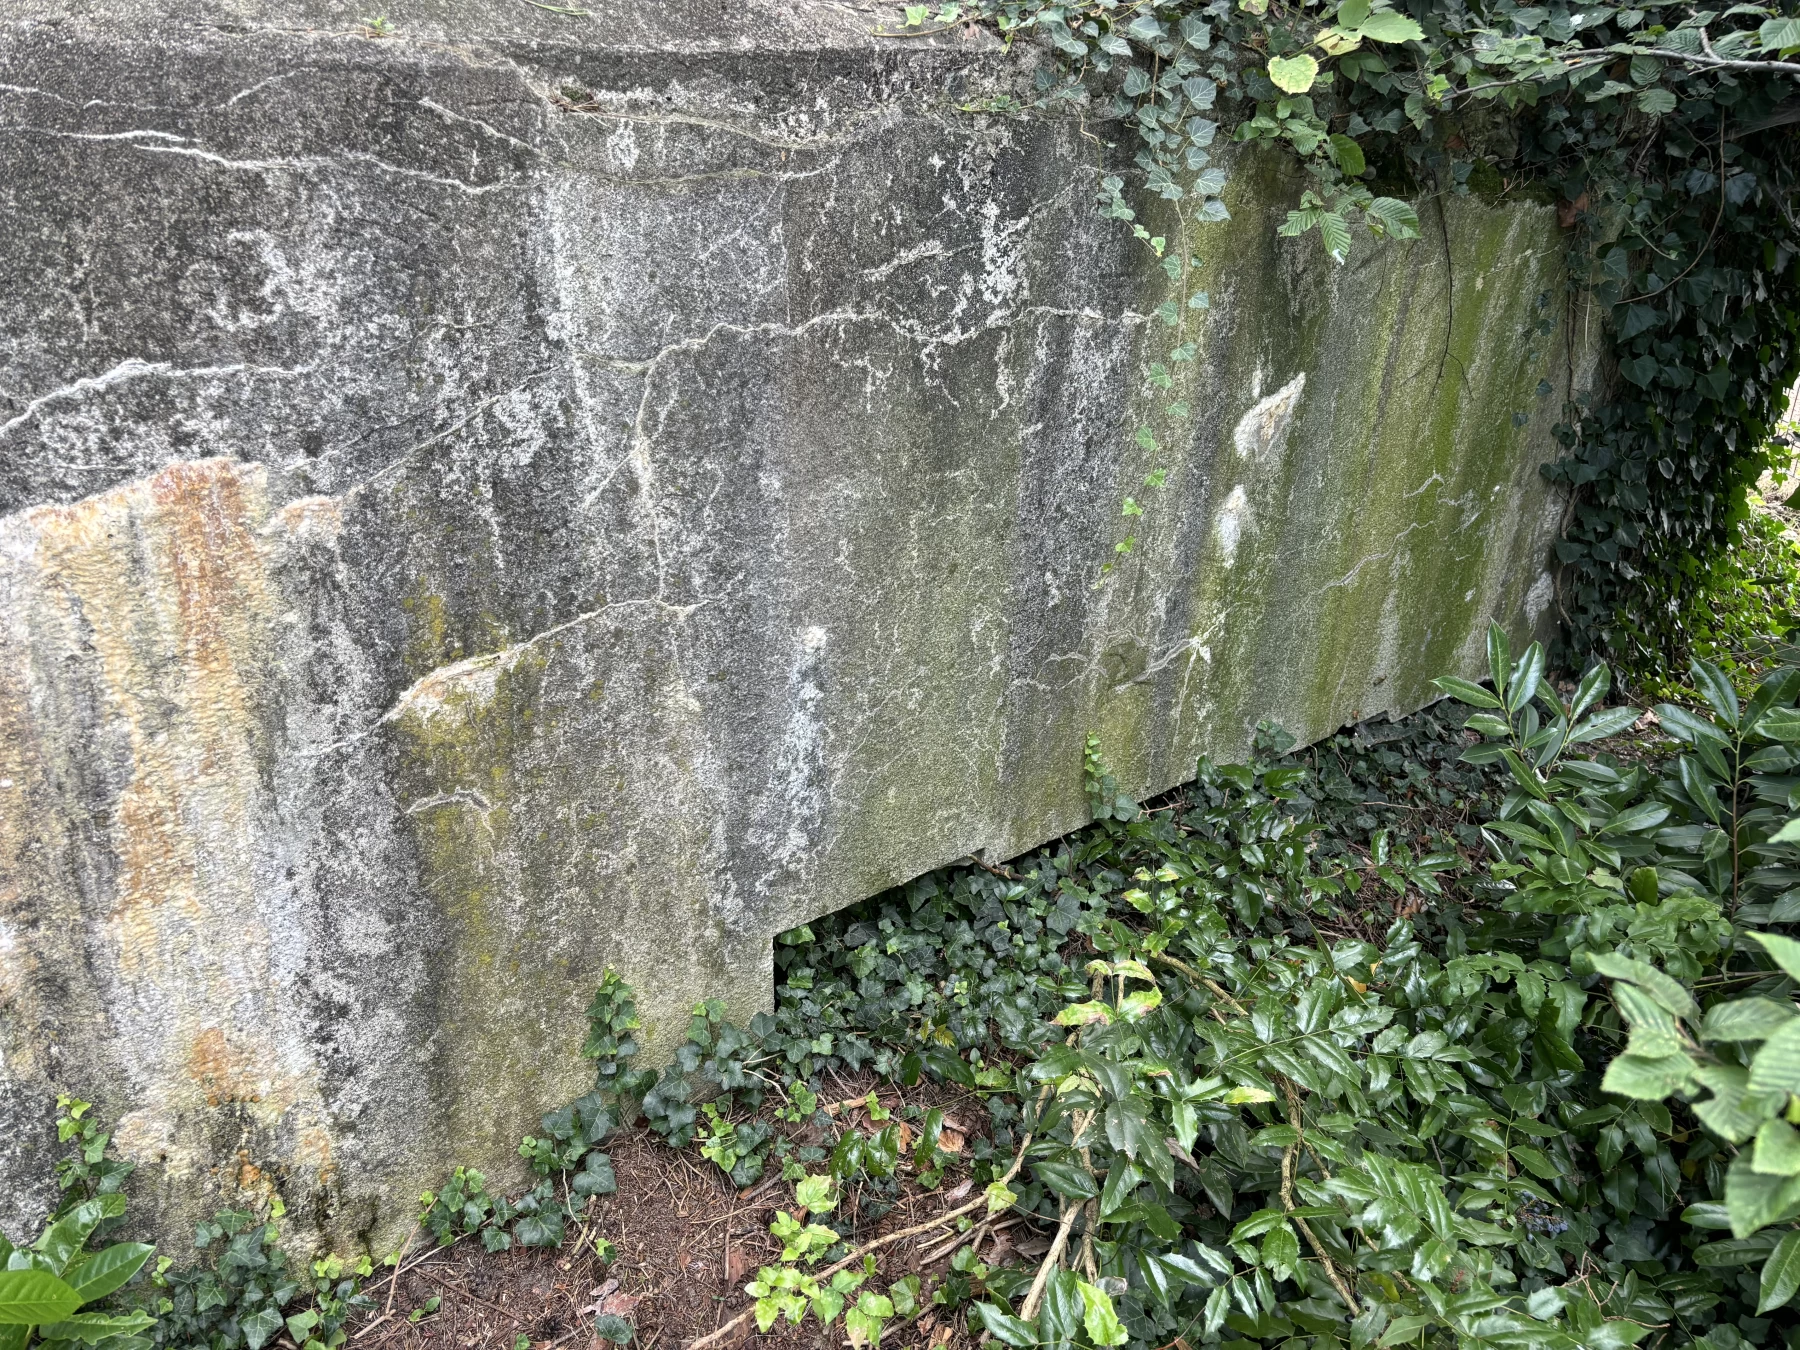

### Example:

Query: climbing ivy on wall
xmin=953 ymin=0 xmax=1800 ymax=674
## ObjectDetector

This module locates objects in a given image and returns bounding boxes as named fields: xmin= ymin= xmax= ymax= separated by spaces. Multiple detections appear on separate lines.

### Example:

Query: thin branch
xmin=1018 ymin=1198 xmax=1084 ymax=1322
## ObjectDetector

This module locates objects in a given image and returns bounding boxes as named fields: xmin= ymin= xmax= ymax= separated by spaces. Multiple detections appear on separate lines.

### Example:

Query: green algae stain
xmin=389 ymin=643 xmax=590 ymax=1183
xmin=1132 ymin=165 xmax=1575 ymax=765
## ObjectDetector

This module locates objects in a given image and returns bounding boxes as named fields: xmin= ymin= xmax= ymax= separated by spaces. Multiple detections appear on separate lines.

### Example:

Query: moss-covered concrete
xmin=0 ymin=0 xmax=1593 ymax=1254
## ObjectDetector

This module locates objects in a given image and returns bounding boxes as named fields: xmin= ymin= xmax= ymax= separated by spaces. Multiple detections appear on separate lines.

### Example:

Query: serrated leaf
xmin=1079 ymin=1282 xmax=1129 ymax=1347
xmin=1355 ymin=10 xmax=1425 ymax=40
xmin=1601 ymin=1051 xmax=1697 ymax=1099
xmin=1319 ymin=212 xmax=1352 ymax=262
xmin=1750 ymin=1021 xmax=1800 ymax=1093
xmin=1760 ymin=15 xmax=1800 ymax=49
xmin=1704 ymin=998 xmax=1797 ymax=1042
xmin=1329 ymin=133 xmax=1366 ymax=176
xmin=1754 ymin=1119 xmax=1800 ymax=1176
xmin=1754 ymin=933 xmax=1800 ymax=984
xmin=1592 ymin=953 xmax=1698 ymax=1019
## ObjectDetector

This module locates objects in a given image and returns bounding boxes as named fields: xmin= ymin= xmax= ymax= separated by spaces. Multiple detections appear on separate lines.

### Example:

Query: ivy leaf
xmin=1267 ymin=54 xmax=1320 ymax=92
xmin=239 ymin=1307 xmax=286 ymax=1350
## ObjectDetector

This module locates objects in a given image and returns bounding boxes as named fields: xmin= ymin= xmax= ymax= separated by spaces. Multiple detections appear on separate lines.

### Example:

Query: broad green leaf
xmin=1329 ymin=134 xmax=1366 ymax=177
xmin=35 ymin=1310 xmax=156 ymax=1345
xmin=1601 ymin=1051 xmax=1697 ymax=1099
xmin=1505 ymin=644 xmax=1546 ymax=713
xmin=1729 ymin=1155 xmax=1800 ymax=1237
xmin=1636 ymin=86 xmax=1676 ymax=115
xmin=1119 ymin=988 xmax=1162 ymax=1021
xmin=1691 ymin=660 xmax=1740 ymax=728
xmin=1355 ymin=10 xmax=1425 ymax=40
xmin=1261 ymin=1225 xmax=1300 ymax=1278
xmin=1654 ymin=703 xmax=1730 ymax=747
xmin=1693 ymin=1065 xmax=1782 ymax=1144
xmin=1033 ymin=1158 xmax=1100 ymax=1200
xmin=985 ymin=1181 xmax=1017 ymax=1213
xmin=0 ymin=1272 xmax=82 ymax=1326
xmin=1568 ymin=705 xmax=1640 ymax=744
xmin=1431 ymin=676 xmax=1501 ymax=709
xmin=1591 ymin=952 xmax=1697 ymax=1019
xmin=1705 ymin=998 xmax=1797 ymax=1042
xmin=32 ymin=1198 xmax=121 ymax=1277
xmin=1754 ymin=707 xmax=1800 ymax=742
xmin=239 ymin=1306 xmax=284 ymax=1350
xmin=1760 ymin=15 xmax=1800 ymax=49
xmin=1756 ymin=1120 xmax=1800 ymax=1176
xmin=1337 ymin=0 xmax=1371 ymax=25
xmin=794 ymin=1175 xmax=837 ymax=1215
xmin=1750 ymin=1021 xmax=1800 ymax=1094
xmin=1614 ymin=984 xmax=1682 ymax=1057
xmin=1776 ymin=819 xmax=1800 ymax=844
xmin=970 ymin=1304 xmax=1035 ymax=1346
xmin=1753 ymin=933 xmax=1800 ymax=984
xmin=1268 ymin=54 xmax=1320 ymax=92
xmin=1487 ymin=622 xmax=1511 ymax=696
xmin=1761 ymin=1230 xmax=1800 ymax=1312
xmin=1570 ymin=663 xmax=1612 ymax=720
xmin=61 ymin=1244 xmax=153 ymax=1304
xmin=1079 ymin=1281 xmax=1129 ymax=1347
xmin=1319 ymin=212 xmax=1352 ymax=262
xmin=1039 ymin=1270 xmax=1084 ymax=1342
xmin=1684 ymin=1202 xmax=1734 ymax=1229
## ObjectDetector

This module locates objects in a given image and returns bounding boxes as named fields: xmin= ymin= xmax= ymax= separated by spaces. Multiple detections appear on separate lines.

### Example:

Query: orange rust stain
xmin=187 ymin=1026 xmax=266 ymax=1108
xmin=295 ymin=1125 xmax=334 ymax=1173
xmin=8 ymin=459 xmax=343 ymax=1210
xmin=22 ymin=459 xmax=275 ymax=977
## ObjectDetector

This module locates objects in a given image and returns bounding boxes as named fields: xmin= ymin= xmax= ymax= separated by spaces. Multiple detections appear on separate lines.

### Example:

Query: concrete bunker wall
xmin=0 ymin=0 xmax=1583 ymax=1252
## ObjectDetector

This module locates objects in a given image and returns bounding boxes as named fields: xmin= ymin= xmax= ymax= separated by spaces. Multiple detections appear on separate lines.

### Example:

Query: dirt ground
xmin=345 ymin=1079 xmax=1020 ymax=1350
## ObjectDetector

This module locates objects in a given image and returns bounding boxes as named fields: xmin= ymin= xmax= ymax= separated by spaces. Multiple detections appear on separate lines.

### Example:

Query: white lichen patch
xmin=1231 ymin=372 xmax=1306 ymax=463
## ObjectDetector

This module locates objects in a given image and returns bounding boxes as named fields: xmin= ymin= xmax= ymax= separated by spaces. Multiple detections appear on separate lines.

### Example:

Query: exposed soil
xmin=347 ymin=1079 xmax=1013 ymax=1350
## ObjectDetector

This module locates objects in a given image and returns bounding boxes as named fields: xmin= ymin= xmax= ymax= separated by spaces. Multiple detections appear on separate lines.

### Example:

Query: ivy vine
xmin=947 ymin=0 xmax=1800 ymax=675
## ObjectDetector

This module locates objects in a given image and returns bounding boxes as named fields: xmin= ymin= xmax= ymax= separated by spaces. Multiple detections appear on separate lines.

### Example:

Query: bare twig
xmin=382 ymin=1222 xmax=423 ymax=1318
xmin=1017 ymin=1201 xmax=1083 ymax=1322
xmin=685 ymin=1136 xmax=1036 ymax=1350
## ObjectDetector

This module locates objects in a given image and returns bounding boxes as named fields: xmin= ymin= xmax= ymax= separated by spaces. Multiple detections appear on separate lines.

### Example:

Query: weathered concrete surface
xmin=1 ymin=0 xmax=1587 ymax=1253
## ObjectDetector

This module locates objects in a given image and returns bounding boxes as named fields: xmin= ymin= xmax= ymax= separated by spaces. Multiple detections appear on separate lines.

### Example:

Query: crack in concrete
xmin=136 ymin=143 xmax=523 ymax=195
xmin=0 ymin=358 xmax=313 ymax=446
xmin=416 ymin=97 xmax=542 ymax=156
